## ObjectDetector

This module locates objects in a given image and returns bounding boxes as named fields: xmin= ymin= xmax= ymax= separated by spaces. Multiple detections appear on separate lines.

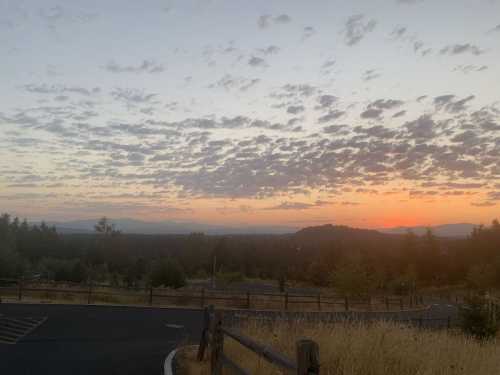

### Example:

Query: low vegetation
xmin=184 ymin=321 xmax=500 ymax=375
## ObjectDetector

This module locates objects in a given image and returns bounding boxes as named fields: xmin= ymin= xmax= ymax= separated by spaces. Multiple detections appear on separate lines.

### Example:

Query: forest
xmin=1 ymin=213 xmax=500 ymax=295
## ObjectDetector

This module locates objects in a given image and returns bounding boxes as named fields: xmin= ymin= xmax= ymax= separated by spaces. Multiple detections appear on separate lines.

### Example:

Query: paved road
xmin=0 ymin=301 xmax=458 ymax=374
xmin=0 ymin=303 xmax=203 ymax=375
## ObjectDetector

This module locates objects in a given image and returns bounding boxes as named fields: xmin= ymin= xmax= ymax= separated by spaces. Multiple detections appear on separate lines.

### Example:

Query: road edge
xmin=164 ymin=344 xmax=198 ymax=375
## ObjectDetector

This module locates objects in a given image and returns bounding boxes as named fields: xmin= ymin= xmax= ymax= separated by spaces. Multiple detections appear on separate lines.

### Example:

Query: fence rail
xmin=0 ymin=279 xmax=426 ymax=313
xmin=197 ymin=305 xmax=320 ymax=375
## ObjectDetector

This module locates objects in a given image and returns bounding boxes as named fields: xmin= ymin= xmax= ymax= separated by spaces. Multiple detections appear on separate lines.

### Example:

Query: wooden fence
xmin=0 ymin=279 xmax=424 ymax=312
xmin=197 ymin=305 xmax=320 ymax=375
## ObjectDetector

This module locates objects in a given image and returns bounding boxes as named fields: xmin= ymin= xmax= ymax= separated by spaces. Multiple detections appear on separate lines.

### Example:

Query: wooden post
xmin=447 ymin=316 xmax=451 ymax=330
xmin=201 ymin=288 xmax=205 ymax=308
xmin=149 ymin=285 xmax=153 ymax=306
xmin=197 ymin=306 xmax=210 ymax=361
xmin=246 ymin=291 xmax=250 ymax=309
xmin=285 ymin=292 xmax=289 ymax=310
xmin=87 ymin=282 xmax=92 ymax=304
xmin=399 ymin=298 xmax=403 ymax=310
xmin=296 ymin=339 xmax=320 ymax=375
xmin=385 ymin=296 xmax=389 ymax=310
xmin=18 ymin=278 xmax=23 ymax=301
xmin=367 ymin=296 xmax=372 ymax=311
xmin=317 ymin=294 xmax=321 ymax=311
xmin=344 ymin=296 xmax=349 ymax=311
xmin=211 ymin=311 xmax=224 ymax=375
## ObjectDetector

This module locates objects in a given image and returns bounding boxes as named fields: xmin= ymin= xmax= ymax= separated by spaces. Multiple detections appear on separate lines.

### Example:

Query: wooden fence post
xmin=317 ymin=294 xmax=321 ymax=311
xmin=367 ymin=296 xmax=372 ymax=311
xmin=385 ymin=296 xmax=389 ymax=310
xmin=87 ymin=282 xmax=92 ymax=304
xmin=201 ymin=288 xmax=205 ymax=308
xmin=18 ymin=278 xmax=23 ymax=301
xmin=211 ymin=311 xmax=224 ymax=375
xmin=344 ymin=297 xmax=349 ymax=311
xmin=246 ymin=291 xmax=250 ymax=309
xmin=197 ymin=306 xmax=211 ymax=361
xmin=149 ymin=285 xmax=153 ymax=306
xmin=296 ymin=339 xmax=320 ymax=375
xmin=285 ymin=292 xmax=289 ymax=310
xmin=399 ymin=298 xmax=404 ymax=310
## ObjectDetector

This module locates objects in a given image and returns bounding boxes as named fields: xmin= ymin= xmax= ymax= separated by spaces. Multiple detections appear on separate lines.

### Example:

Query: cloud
xmin=453 ymin=65 xmax=488 ymax=74
xmin=393 ymin=110 xmax=406 ymax=118
xmin=318 ymin=110 xmax=345 ymax=123
xmin=209 ymin=75 xmax=260 ymax=91
xmin=287 ymin=105 xmax=305 ymax=115
xmin=396 ymin=0 xmax=423 ymax=4
xmin=271 ymin=84 xmax=319 ymax=99
xmin=391 ymin=26 xmax=407 ymax=39
xmin=111 ymin=88 xmax=157 ymax=105
xmin=403 ymin=115 xmax=437 ymax=141
xmin=320 ymin=59 xmax=336 ymax=75
xmin=489 ymin=24 xmax=500 ymax=33
xmin=302 ymin=26 xmax=316 ymax=40
xmin=360 ymin=108 xmax=383 ymax=120
xmin=105 ymin=60 xmax=165 ymax=74
xmin=433 ymin=95 xmax=475 ymax=113
xmin=264 ymin=200 xmax=331 ymax=210
xmin=248 ymin=56 xmax=268 ymax=67
xmin=23 ymin=84 xmax=100 ymax=96
xmin=488 ymin=192 xmax=500 ymax=201
xmin=440 ymin=44 xmax=484 ymax=56
xmin=369 ymin=99 xmax=404 ymax=110
xmin=275 ymin=14 xmax=292 ymax=24
xmin=316 ymin=95 xmax=338 ymax=109
xmin=257 ymin=14 xmax=291 ymax=29
xmin=343 ymin=14 xmax=377 ymax=46
xmin=363 ymin=69 xmax=381 ymax=81
xmin=471 ymin=201 xmax=496 ymax=207
xmin=257 ymin=45 xmax=280 ymax=55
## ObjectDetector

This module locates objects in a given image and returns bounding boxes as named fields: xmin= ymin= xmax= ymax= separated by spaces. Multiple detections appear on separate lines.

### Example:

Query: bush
xmin=459 ymin=296 xmax=498 ymax=340
xmin=150 ymin=258 xmax=186 ymax=289
xmin=216 ymin=271 xmax=245 ymax=285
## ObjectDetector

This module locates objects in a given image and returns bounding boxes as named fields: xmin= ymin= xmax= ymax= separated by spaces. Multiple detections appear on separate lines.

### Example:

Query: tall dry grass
xmin=198 ymin=320 xmax=500 ymax=375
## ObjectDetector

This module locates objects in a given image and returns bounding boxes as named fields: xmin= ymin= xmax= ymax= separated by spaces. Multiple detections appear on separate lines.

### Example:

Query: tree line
xmin=1 ymin=213 xmax=500 ymax=295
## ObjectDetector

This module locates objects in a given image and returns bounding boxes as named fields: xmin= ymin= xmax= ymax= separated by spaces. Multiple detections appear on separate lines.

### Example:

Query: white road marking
xmin=165 ymin=323 xmax=184 ymax=329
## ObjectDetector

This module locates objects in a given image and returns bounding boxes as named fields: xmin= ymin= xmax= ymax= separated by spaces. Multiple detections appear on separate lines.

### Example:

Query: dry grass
xmin=187 ymin=321 xmax=500 ymax=375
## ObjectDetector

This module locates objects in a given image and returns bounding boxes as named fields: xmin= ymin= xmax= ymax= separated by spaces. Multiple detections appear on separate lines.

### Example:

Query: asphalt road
xmin=0 ymin=301 xmax=458 ymax=374
xmin=0 ymin=303 xmax=203 ymax=375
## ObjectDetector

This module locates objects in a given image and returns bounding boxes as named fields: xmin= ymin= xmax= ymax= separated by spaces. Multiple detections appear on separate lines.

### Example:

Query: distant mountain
xmin=379 ymin=223 xmax=476 ymax=238
xmin=46 ymin=218 xmax=297 ymax=235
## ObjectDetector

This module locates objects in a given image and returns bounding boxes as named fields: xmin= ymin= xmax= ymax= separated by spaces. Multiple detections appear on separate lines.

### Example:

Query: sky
xmin=1 ymin=0 xmax=500 ymax=229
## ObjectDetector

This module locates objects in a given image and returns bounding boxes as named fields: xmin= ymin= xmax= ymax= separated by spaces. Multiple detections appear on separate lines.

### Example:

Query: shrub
xmin=150 ymin=258 xmax=186 ymax=289
xmin=459 ymin=295 xmax=498 ymax=340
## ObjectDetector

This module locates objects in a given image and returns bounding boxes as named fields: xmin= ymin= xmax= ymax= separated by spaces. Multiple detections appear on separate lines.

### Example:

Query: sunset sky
xmin=1 ymin=0 xmax=499 ymax=229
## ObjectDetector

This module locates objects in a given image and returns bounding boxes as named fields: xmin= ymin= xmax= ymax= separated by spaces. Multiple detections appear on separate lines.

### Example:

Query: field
xmin=180 ymin=320 xmax=500 ymax=375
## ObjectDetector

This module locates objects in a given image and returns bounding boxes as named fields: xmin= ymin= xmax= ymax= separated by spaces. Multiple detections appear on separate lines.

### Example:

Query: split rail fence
xmin=0 ymin=279 xmax=425 ymax=312
xmin=197 ymin=305 xmax=320 ymax=375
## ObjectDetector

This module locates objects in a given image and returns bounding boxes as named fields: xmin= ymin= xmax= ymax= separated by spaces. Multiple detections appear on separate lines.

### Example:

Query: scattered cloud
xmin=104 ymin=60 xmax=165 ymax=74
xmin=363 ymin=69 xmax=381 ymax=81
xmin=257 ymin=14 xmax=291 ymax=29
xmin=433 ymin=95 xmax=475 ymax=113
xmin=248 ymin=56 xmax=268 ymax=68
xmin=343 ymin=14 xmax=377 ymax=46
xmin=453 ymin=65 xmax=488 ymax=74
xmin=440 ymin=43 xmax=484 ymax=56
xmin=302 ymin=26 xmax=316 ymax=40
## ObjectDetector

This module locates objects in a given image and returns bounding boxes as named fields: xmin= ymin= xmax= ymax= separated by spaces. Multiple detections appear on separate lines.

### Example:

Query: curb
xmin=164 ymin=345 xmax=198 ymax=375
